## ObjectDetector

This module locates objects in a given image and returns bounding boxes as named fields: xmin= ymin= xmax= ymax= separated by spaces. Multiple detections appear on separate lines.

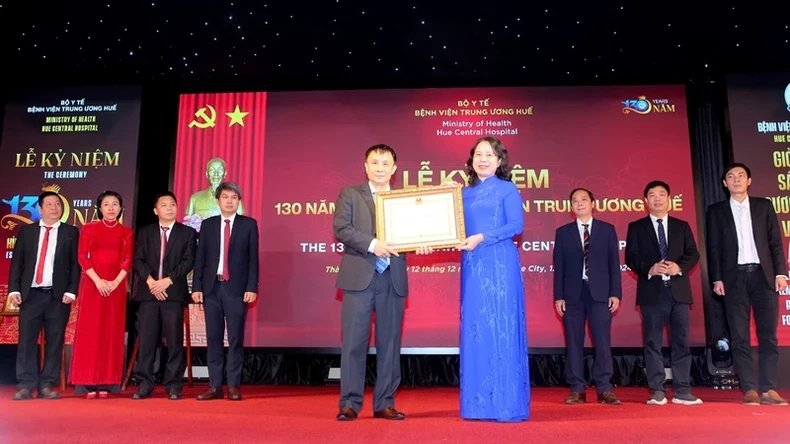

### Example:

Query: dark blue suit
xmin=193 ymin=214 xmax=259 ymax=389
xmin=553 ymin=218 xmax=622 ymax=394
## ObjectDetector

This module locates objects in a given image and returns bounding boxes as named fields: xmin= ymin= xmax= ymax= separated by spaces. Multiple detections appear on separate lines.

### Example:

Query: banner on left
xmin=0 ymin=85 xmax=142 ymax=344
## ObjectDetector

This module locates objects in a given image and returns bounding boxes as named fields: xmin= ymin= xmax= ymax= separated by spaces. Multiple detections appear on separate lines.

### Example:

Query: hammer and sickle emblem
xmin=188 ymin=105 xmax=217 ymax=128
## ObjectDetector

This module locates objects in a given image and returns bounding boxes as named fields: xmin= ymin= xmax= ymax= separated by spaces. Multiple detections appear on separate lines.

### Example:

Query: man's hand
xmin=61 ymin=296 xmax=74 ymax=304
xmin=154 ymin=291 xmax=168 ymax=301
xmin=374 ymin=239 xmax=399 ymax=258
xmin=776 ymin=277 xmax=787 ymax=293
xmin=149 ymin=277 xmax=171 ymax=296
xmin=555 ymin=300 xmax=566 ymax=317
xmin=10 ymin=294 xmax=22 ymax=306
xmin=243 ymin=292 xmax=257 ymax=303
xmin=664 ymin=261 xmax=681 ymax=276
xmin=608 ymin=297 xmax=620 ymax=313
xmin=415 ymin=245 xmax=433 ymax=255
xmin=649 ymin=261 xmax=668 ymax=277
xmin=192 ymin=291 xmax=203 ymax=303
xmin=712 ymin=281 xmax=725 ymax=296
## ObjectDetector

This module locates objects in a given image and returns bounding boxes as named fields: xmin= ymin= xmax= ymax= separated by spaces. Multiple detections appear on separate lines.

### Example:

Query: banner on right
xmin=726 ymin=72 xmax=790 ymax=346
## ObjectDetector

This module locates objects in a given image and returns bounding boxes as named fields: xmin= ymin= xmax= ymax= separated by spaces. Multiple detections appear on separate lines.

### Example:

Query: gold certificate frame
xmin=375 ymin=184 xmax=466 ymax=253
xmin=1 ymin=295 xmax=20 ymax=316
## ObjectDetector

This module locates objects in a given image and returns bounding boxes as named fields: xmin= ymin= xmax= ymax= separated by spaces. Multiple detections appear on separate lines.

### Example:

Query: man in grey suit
xmin=334 ymin=144 xmax=413 ymax=421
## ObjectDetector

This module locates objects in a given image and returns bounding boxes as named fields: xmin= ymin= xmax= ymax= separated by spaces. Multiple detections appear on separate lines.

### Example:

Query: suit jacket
xmin=8 ymin=222 xmax=80 ymax=301
xmin=553 ymin=218 xmax=622 ymax=304
xmin=706 ymin=196 xmax=786 ymax=289
xmin=333 ymin=183 xmax=408 ymax=297
xmin=133 ymin=221 xmax=197 ymax=304
xmin=193 ymin=214 xmax=259 ymax=297
xmin=625 ymin=215 xmax=700 ymax=306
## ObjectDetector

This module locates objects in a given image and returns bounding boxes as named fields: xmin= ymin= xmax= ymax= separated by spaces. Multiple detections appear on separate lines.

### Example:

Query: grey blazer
xmin=333 ymin=183 xmax=408 ymax=296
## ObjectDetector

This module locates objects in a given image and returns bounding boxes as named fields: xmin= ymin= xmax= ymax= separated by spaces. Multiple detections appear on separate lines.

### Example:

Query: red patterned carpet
xmin=0 ymin=385 xmax=788 ymax=443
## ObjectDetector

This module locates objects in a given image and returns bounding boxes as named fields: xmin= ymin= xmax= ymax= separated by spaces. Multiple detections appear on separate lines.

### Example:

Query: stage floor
xmin=0 ymin=385 xmax=787 ymax=443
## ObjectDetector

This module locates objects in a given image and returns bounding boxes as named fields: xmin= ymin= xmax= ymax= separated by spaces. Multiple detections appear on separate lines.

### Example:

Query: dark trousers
xmin=724 ymin=267 xmax=779 ymax=392
xmin=16 ymin=287 xmax=71 ymax=391
xmin=640 ymin=285 xmax=691 ymax=394
xmin=204 ymin=281 xmax=246 ymax=389
xmin=339 ymin=269 xmax=406 ymax=412
xmin=563 ymin=282 xmax=613 ymax=393
xmin=133 ymin=300 xmax=185 ymax=392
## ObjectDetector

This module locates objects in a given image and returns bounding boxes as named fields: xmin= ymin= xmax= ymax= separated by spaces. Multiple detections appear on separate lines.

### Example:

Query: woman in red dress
xmin=68 ymin=191 xmax=134 ymax=398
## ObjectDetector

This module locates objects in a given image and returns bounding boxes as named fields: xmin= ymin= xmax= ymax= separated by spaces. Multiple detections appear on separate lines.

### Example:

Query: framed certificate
xmin=1 ymin=294 xmax=20 ymax=316
xmin=375 ymin=183 xmax=466 ymax=252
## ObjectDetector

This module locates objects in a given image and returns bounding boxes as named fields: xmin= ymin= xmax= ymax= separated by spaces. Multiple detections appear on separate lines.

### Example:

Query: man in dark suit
xmin=706 ymin=163 xmax=788 ymax=405
xmin=334 ymin=144 xmax=413 ymax=421
xmin=8 ymin=191 xmax=80 ymax=400
xmin=191 ymin=181 xmax=259 ymax=401
xmin=553 ymin=188 xmax=622 ymax=405
xmin=131 ymin=192 xmax=197 ymax=400
xmin=625 ymin=180 xmax=701 ymax=405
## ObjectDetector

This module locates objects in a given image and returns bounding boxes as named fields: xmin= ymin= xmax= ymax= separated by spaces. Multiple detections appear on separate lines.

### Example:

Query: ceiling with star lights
xmin=3 ymin=1 xmax=790 ymax=90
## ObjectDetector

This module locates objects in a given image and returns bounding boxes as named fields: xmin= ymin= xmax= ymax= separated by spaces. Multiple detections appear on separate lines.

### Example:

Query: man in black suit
xmin=334 ymin=144 xmax=414 ymax=421
xmin=131 ymin=192 xmax=197 ymax=400
xmin=8 ymin=191 xmax=80 ymax=400
xmin=625 ymin=180 xmax=701 ymax=406
xmin=706 ymin=163 xmax=788 ymax=406
xmin=553 ymin=188 xmax=622 ymax=405
xmin=191 ymin=181 xmax=259 ymax=401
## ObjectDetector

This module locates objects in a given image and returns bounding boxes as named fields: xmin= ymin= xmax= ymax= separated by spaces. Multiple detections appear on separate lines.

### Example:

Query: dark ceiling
xmin=4 ymin=1 xmax=790 ymax=91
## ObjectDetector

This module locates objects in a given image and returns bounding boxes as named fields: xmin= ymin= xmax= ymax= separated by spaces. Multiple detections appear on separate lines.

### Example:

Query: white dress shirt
xmin=576 ymin=217 xmax=593 ymax=280
xmin=648 ymin=214 xmax=671 ymax=281
xmin=216 ymin=213 xmax=237 ymax=275
xmin=729 ymin=197 xmax=761 ymax=265
xmin=160 ymin=220 xmax=175 ymax=242
xmin=367 ymin=181 xmax=390 ymax=267
xmin=9 ymin=221 xmax=75 ymax=300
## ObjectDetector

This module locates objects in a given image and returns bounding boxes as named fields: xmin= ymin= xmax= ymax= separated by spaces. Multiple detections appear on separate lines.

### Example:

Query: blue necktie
xmin=657 ymin=219 xmax=668 ymax=260
xmin=376 ymin=256 xmax=389 ymax=274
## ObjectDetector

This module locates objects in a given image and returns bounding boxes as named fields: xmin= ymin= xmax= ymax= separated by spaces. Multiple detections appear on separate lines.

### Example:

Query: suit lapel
xmin=571 ymin=222 xmax=583 ymax=253
xmin=667 ymin=216 xmax=683 ymax=258
xmin=163 ymin=223 xmax=177 ymax=258
xmin=229 ymin=216 xmax=241 ymax=252
xmin=54 ymin=223 xmax=67 ymax=262
xmin=722 ymin=201 xmax=739 ymax=246
xmin=749 ymin=197 xmax=764 ymax=256
xmin=360 ymin=183 xmax=375 ymax=218
xmin=643 ymin=217 xmax=660 ymax=255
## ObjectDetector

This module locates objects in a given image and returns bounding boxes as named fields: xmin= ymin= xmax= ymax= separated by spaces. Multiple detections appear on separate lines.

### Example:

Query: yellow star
xmin=226 ymin=105 xmax=250 ymax=127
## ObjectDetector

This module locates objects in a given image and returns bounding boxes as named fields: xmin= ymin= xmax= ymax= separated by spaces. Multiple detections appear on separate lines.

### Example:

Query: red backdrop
xmin=726 ymin=73 xmax=790 ymax=346
xmin=0 ymin=86 xmax=141 ymax=344
xmin=174 ymin=85 xmax=703 ymax=348
xmin=172 ymin=92 xmax=267 ymax=346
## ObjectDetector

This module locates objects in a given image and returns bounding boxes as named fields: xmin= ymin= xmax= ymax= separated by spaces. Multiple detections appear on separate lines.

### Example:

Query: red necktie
xmin=159 ymin=226 xmax=169 ymax=279
xmin=222 ymin=219 xmax=231 ymax=280
xmin=35 ymin=226 xmax=53 ymax=285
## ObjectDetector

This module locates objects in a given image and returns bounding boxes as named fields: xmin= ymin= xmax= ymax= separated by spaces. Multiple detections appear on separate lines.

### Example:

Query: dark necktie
xmin=222 ymin=219 xmax=231 ymax=280
xmin=657 ymin=218 xmax=668 ymax=260
xmin=582 ymin=223 xmax=590 ymax=278
xmin=35 ymin=226 xmax=53 ymax=284
xmin=159 ymin=226 xmax=169 ymax=279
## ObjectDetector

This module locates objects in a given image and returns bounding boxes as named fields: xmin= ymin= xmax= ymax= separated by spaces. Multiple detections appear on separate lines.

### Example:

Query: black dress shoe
xmin=227 ymin=387 xmax=242 ymax=401
xmin=373 ymin=407 xmax=405 ymax=420
xmin=13 ymin=389 xmax=33 ymax=401
xmin=131 ymin=389 xmax=153 ymax=400
xmin=337 ymin=407 xmax=358 ymax=421
xmin=37 ymin=387 xmax=60 ymax=399
xmin=196 ymin=388 xmax=224 ymax=400
xmin=168 ymin=390 xmax=182 ymax=400
xmin=597 ymin=391 xmax=622 ymax=405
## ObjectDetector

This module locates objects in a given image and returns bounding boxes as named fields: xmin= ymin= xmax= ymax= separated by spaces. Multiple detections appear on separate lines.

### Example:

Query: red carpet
xmin=1 ymin=385 xmax=788 ymax=443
